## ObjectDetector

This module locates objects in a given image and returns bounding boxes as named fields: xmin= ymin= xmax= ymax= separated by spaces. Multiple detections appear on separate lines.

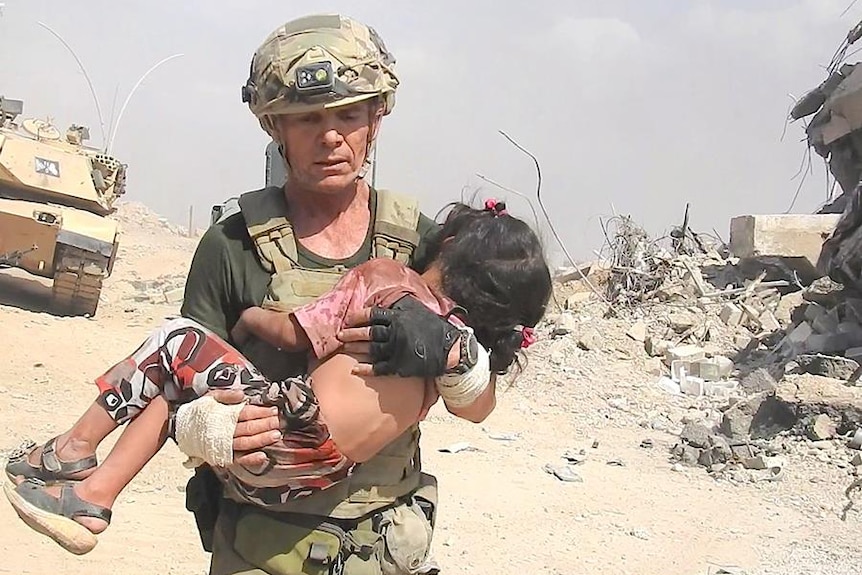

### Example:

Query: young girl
xmin=4 ymin=200 xmax=552 ymax=555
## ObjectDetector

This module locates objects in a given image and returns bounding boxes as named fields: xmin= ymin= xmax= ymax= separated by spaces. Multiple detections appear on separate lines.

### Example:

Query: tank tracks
xmin=52 ymin=270 xmax=103 ymax=317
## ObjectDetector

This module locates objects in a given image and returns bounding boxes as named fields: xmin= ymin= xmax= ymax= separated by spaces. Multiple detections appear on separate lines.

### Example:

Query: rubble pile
xmin=550 ymin=211 xmax=862 ymax=490
xmin=110 ymin=201 xmax=190 ymax=237
xmin=125 ymin=274 xmax=187 ymax=305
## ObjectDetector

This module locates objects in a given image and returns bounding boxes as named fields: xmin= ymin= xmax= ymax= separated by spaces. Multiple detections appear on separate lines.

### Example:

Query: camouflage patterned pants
xmin=94 ymin=317 xmax=353 ymax=506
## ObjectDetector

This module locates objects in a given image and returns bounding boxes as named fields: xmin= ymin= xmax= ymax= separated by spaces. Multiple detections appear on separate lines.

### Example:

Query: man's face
xmin=273 ymin=100 xmax=380 ymax=193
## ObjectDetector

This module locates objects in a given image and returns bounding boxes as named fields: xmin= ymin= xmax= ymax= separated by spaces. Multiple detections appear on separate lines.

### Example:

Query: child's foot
xmin=3 ymin=479 xmax=111 ymax=555
xmin=5 ymin=436 xmax=98 ymax=485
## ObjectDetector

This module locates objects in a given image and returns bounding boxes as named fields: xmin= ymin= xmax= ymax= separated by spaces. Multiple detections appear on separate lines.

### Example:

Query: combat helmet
xmin=242 ymin=13 xmax=399 ymax=135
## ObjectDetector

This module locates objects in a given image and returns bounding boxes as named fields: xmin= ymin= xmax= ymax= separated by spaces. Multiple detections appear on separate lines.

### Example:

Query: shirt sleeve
xmin=180 ymin=225 xmax=233 ymax=340
xmin=290 ymin=268 xmax=365 ymax=359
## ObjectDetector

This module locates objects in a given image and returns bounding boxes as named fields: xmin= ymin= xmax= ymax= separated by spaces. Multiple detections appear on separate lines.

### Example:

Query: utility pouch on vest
xmin=380 ymin=472 xmax=437 ymax=575
xmin=234 ymin=508 xmax=348 ymax=575
xmin=230 ymin=473 xmax=437 ymax=575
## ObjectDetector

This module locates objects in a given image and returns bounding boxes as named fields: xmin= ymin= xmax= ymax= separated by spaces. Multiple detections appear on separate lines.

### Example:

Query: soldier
xmin=180 ymin=13 xmax=493 ymax=575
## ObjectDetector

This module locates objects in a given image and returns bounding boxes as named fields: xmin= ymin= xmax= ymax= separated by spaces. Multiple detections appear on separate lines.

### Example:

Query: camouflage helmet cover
xmin=242 ymin=14 xmax=399 ymax=122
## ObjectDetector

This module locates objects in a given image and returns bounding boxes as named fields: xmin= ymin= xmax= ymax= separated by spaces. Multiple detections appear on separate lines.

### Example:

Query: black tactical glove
xmin=365 ymin=295 xmax=461 ymax=378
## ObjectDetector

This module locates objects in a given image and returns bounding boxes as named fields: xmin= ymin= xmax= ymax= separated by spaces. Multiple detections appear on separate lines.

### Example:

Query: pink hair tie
xmin=518 ymin=326 xmax=536 ymax=349
xmin=484 ymin=198 xmax=508 ymax=216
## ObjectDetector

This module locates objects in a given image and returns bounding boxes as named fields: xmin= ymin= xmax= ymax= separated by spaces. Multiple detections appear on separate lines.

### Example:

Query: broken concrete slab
xmin=795 ymin=353 xmax=860 ymax=380
xmin=740 ymin=367 xmax=779 ymax=395
xmin=729 ymin=214 xmax=841 ymax=284
xmin=719 ymin=391 xmax=797 ymax=441
xmin=775 ymin=375 xmax=862 ymax=435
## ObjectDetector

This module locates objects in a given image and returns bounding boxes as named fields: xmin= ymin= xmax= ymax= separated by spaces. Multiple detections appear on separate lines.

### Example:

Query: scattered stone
xmin=627 ymin=528 xmax=650 ymax=540
xmin=487 ymin=431 xmax=519 ymax=441
xmin=626 ymin=321 xmax=647 ymax=343
xmin=439 ymin=442 xmax=472 ymax=454
xmin=562 ymin=450 xmax=587 ymax=465
xmin=669 ymin=310 xmax=699 ymax=332
xmin=577 ymin=334 xmax=600 ymax=351
xmin=719 ymin=303 xmax=743 ymax=326
xmin=740 ymin=368 xmax=778 ymax=395
xmin=680 ymin=422 xmax=713 ymax=449
xmin=543 ymin=464 xmax=583 ymax=483
xmin=852 ymin=453 xmax=862 ymax=466
xmin=730 ymin=444 xmax=756 ymax=460
xmin=640 ymin=438 xmax=654 ymax=449
xmin=552 ymin=313 xmax=577 ymax=337
xmin=807 ymin=414 xmax=837 ymax=441
xmin=163 ymin=287 xmax=185 ymax=305
xmin=607 ymin=397 xmax=628 ymax=411
xmin=742 ymin=455 xmax=785 ymax=470
xmin=564 ymin=292 xmax=592 ymax=308
xmin=644 ymin=335 xmax=672 ymax=357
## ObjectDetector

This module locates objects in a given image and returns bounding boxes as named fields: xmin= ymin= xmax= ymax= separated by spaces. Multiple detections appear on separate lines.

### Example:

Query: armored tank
xmin=0 ymin=95 xmax=127 ymax=316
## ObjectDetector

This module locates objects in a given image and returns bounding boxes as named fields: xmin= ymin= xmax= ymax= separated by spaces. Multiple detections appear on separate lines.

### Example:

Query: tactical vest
xmin=236 ymin=185 xmax=425 ymax=519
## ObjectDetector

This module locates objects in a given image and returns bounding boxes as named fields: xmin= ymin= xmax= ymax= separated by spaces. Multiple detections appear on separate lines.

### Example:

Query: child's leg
xmin=6 ymin=317 xmax=247 ymax=485
xmin=4 ymin=396 xmax=170 ymax=555
xmin=4 ymin=318 xmax=266 ymax=553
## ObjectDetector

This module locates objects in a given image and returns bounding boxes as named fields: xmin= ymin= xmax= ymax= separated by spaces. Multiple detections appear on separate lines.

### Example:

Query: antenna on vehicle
xmin=37 ymin=21 xmax=108 ymax=147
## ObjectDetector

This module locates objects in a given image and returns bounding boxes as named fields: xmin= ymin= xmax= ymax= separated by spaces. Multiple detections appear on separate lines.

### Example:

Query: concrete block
xmin=719 ymin=303 xmax=743 ymax=326
xmin=680 ymin=376 xmax=705 ymax=396
xmin=729 ymin=214 xmax=840 ymax=278
xmin=163 ymin=287 xmax=185 ymax=304
xmin=756 ymin=311 xmax=781 ymax=333
xmin=694 ymin=356 xmax=734 ymax=381
xmin=671 ymin=360 xmax=694 ymax=381
xmin=665 ymin=345 xmax=706 ymax=365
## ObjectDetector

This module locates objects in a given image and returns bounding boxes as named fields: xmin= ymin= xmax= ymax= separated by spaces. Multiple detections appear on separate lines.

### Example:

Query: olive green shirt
xmin=180 ymin=187 xmax=439 ymax=376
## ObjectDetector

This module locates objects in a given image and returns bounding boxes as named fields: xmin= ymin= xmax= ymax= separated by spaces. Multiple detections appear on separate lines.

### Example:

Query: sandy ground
xmin=0 ymin=207 xmax=859 ymax=575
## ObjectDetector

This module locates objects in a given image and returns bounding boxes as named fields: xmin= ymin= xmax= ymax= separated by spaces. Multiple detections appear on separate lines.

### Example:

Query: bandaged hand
xmin=174 ymin=390 xmax=283 ymax=468
xmin=435 ymin=343 xmax=491 ymax=408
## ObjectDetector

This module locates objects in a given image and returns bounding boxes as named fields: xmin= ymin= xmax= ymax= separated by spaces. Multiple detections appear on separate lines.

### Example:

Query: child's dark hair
xmin=425 ymin=200 xmax=552 ymax=374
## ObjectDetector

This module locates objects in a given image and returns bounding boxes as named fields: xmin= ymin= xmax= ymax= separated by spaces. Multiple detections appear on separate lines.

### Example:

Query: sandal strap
xmin=17 ymin=480 xmax=112 ymax=524
xmin=58 ymin=484 xmax=113 ymax=524
xmin=40 ymin=437 xmax=99 ymax=479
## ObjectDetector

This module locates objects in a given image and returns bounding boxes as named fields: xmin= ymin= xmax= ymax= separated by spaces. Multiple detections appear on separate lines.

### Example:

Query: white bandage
xmin=435 ymin=343 xmax=491 ymax=408
xmin=174 ymin=395 xmax=247 ymax=468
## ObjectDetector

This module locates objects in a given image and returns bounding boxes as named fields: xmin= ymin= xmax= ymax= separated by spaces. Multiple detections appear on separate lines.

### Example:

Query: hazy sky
xmin=1 ymin=0 xmax=859 ymax=264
